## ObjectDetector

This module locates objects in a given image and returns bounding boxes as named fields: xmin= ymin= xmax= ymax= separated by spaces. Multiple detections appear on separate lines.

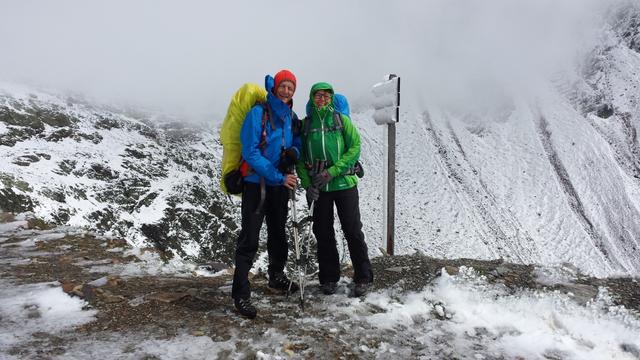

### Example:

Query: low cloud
xmin=0 ymin=0 xmax=619 ymax=118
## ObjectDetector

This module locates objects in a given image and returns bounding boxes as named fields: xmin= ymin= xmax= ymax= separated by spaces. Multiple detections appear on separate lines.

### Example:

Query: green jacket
xmin=297 ymin=83 xmax=361 ymax=192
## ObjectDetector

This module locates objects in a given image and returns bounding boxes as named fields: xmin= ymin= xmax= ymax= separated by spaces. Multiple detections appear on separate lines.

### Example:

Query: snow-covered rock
xmin=0 ymin=84 xmax=238 ymax=263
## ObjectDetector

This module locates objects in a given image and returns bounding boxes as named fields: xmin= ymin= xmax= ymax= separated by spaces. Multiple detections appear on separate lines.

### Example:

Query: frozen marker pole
xmin=372 ymin=74 xmax=400 ymax=255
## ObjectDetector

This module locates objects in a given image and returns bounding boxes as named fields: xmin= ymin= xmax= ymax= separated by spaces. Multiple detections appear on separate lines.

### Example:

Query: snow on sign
xmin=372 ymin=75 xmax=400 ymax=125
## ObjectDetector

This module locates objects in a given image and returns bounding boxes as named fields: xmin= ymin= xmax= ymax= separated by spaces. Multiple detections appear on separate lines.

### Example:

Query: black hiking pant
xmin=232 ymin=182 xmax=290 ymax=300
xmin=313 ymin=186 xmax=373 ymax=285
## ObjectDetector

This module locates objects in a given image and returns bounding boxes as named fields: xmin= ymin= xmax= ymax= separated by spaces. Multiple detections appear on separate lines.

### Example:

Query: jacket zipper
xmin=316 ymin=108 xmax=330 ymax=191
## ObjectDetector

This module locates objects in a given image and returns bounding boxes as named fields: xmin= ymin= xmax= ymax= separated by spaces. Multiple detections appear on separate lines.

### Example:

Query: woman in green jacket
xmin=297 ymin=82 xmax=373 ymax=297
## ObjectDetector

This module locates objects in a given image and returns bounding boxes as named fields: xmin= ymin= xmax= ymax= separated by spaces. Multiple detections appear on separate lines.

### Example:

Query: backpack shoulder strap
xmin=333 ymin=111 xmax=344 ymax=131
xmin=258 ymin=104 xmax=271 ymax=150
xmin=303 ymin=116 xmax=312 ymax=137
xmin=335 ymin=112 xmax=348 ymax=148
xmin=292 ymin=111 xmax=302 ymax=136
xmin=260 ymin=103 xmax=276 ymax=131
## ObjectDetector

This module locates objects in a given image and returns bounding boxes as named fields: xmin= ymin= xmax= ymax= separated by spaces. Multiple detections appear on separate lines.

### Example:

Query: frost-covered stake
xmin=372 ymin=74 xmax=400 ymax=255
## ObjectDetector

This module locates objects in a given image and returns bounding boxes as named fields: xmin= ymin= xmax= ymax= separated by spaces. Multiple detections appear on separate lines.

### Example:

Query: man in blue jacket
xmin=232 ymin=70 xmax=301 ymax=319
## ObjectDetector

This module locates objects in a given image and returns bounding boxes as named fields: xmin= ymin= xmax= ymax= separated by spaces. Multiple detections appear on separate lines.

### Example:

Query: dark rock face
xmin=41 ymin=187 xmax=66 ymax=203
xmin=0 ymin=105 xmax=45 ymax=130
xmin=53 ymin=160 xmax=77 ymax=176
xmin=87 ymin=207 xmax=120 ymax=232
xmin=85 ymin=163 xmax=120 ymax=181
xmin=570 ymin=4 xmax=640 ymax=194
xmin=596 ymin=104 xmax=614 ymax=119
xmin=46 ymin=128 xmax=75 ymax=142
xmin=0 ymin=188 xmax=35 ymax=213
xmin=0 ymin=173 xmax=32 ymax=192
xmin=94 ymin=116 xmax=123 ymax=130
xmin=613 ymin=5 xmax=640 ymax=54
xmin=38 ymin=108 xmax=75 ymax=128
xmin=12 ymin=155 xmax=40 ymax=166
xmin=141 ymin=181 xmax=239 ymax=263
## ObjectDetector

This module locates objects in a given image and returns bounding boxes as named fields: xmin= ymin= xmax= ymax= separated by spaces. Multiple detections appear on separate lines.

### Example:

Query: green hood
xmin=309 ymin=82 xmax=334 ymax=98
xmin=308 ymin=82 xmax=334 ymax=114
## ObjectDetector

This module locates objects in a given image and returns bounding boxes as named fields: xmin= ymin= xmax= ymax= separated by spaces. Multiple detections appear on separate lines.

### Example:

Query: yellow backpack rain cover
xmin=219 ymin=83 xmax=267 ymax=193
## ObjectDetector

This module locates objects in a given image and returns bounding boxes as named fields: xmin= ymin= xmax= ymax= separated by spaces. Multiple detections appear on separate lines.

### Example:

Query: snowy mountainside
xmin=354 ymin=3 xmax=640 ymax=277
xmin=0 ymin=84 xmax=238 ymax=262
xmin=0 ymin=2 xmax=639 ymax=279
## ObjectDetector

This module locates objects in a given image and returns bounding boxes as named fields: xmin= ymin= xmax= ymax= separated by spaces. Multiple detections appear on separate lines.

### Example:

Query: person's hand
xmin=278 ymin=147 xmax=298 ymax=173
xmin=312 ymin=170 xmax=332 ymax=188
xmin=283 ymin=174 xmax=298 ymax=190
xmin=306 ymin=186 xmax=319 ymax=203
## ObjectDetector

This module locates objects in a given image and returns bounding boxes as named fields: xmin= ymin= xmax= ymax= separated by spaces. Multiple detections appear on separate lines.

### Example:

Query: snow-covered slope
xmin=356 ymin=3 xmax=640 ymax=277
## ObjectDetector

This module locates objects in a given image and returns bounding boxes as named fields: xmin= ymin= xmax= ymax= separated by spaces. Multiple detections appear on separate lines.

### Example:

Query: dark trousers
xmin=313 ymin=186 xmax=373 ymax=285
xmin=232 ymin=182 xmax=290 ymax=300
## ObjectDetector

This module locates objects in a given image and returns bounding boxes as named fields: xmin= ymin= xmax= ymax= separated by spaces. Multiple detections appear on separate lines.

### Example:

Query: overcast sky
xmin=0 ymin=0 xmax=616 ymax=119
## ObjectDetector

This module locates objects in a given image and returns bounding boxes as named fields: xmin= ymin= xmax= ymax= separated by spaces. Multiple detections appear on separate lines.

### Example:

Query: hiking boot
xmin=268 ymin=272 xmax=299 ymax=293
xmin=320 ymin=282 xmax=337 ymax=295
xmin=354 ymin=282 xmax=370 ymax=297
xmin=234 ymin=298 xmax=257 ymax=319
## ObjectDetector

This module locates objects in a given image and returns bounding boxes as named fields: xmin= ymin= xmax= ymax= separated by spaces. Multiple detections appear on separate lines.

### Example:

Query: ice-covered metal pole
xmin=372 ymin=74 xmax=400 ymax=255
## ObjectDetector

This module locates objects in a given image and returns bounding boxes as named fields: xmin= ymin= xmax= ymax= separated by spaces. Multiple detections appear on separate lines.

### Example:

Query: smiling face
xmin=313 ymin=90 xmax=332 ymax=108
xmin=276 ymin=80 xmax=295 ymax=103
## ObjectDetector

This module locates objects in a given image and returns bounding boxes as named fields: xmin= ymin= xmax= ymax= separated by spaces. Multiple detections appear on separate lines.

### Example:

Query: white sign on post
xmin=371 ymin=74 xmax=400 ymax=255
xmin=372 ymin=75 xmax=400 ymax=124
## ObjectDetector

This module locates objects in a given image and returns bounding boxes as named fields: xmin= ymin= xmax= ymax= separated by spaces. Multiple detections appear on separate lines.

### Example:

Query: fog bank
xmin=0 ymin=0 xmax=619 ymax=118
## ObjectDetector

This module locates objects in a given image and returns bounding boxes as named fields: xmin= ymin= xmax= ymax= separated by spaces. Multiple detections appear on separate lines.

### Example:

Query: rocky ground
xmin=1 ymin=213 xmax=640 ymax=359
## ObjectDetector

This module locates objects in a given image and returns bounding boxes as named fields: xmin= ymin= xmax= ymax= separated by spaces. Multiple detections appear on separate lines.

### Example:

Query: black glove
xmin=306 ymin=186 xmax=319 ymax=203
xmin=312 ymin=170 xmax=332 ymax=188
xmin=354 ymin=161 xmax=364 ymax=178
xmin=278 ymin=147 xmax=298 ymax=173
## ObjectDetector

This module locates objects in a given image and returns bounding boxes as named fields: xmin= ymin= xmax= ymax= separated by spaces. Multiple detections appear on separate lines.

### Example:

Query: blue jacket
xmin=240 ymin=75 xmax=301 ymax=186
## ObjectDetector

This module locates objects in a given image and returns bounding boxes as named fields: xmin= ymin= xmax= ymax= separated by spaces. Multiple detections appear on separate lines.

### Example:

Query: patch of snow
xmin=88 ymin=248 xmax=198 ymax=277
xmin=0 ymin=257 xmax=31 ymax=266
xmin=50 ymin=333 xmax=237 ymax=360
xmin=192 ymin=267 xmax=230 ymax=278
xmin=534 ymin=263 xmax=579 ymax=286
xmin=128 ymin=296 xmax=145 ymax=307
xmin=87 ymin=276 xmax=109 ymax=287
xmin=0 ymin=280 xmax=97 ymax=350
xmin=16 ymin=238 xmax=37 ymax=248
xmin=74 ymin=259 xmax=112 ymax=267
xmin=335 ymin=267 xmax=640 ymax=358
xmin=0 ymin=221 xmax=29 ymax=233
xmin=33 ymin=233 xmax=67 ymax=242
